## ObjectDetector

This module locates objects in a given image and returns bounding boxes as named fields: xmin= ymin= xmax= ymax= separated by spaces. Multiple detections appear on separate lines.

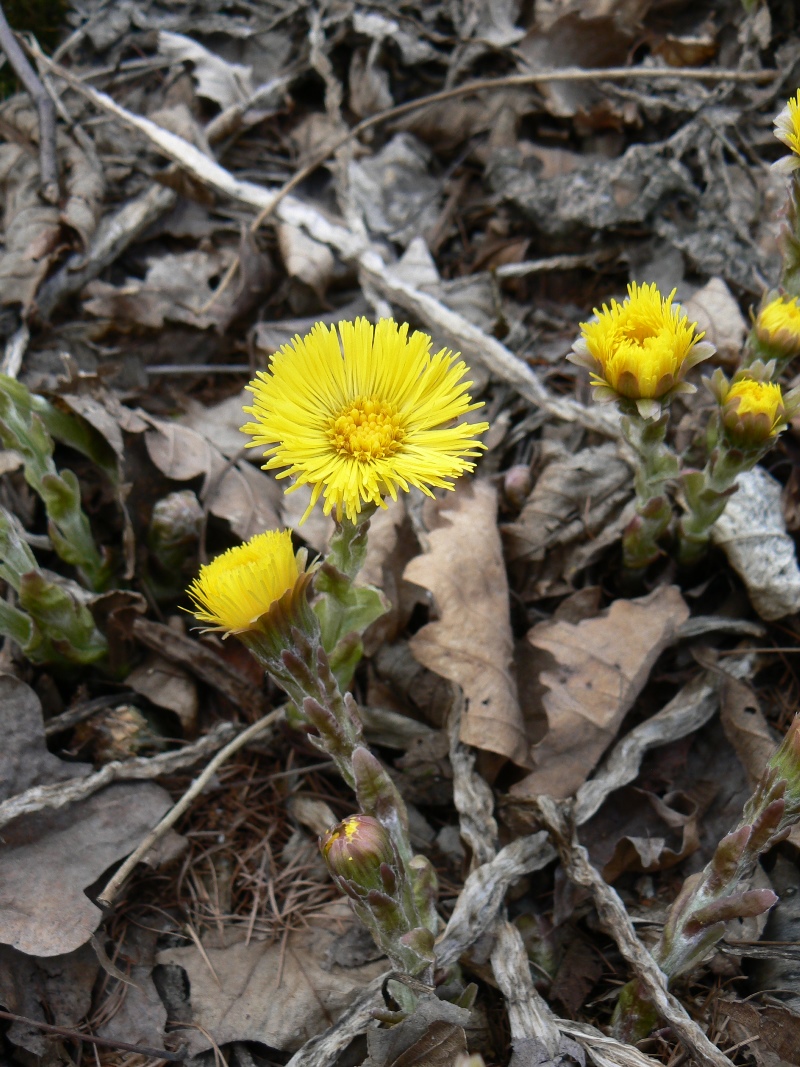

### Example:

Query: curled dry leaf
xmin=719 ymin=676 xmax=777 ymax=787
xmin=158 ymin=31 xmax=254 ymax=109
xmin=0 ymin=942 xmax=98 ymax=1057
xmin=144 ymin=414 xmax=282 ymax=541
xmin=0 ymin=98 xmax=104 ymax=308
xmin=404 ymin=480 xmax=529 ymax=767
xmin=503 ymin=441 xmax=632 ymax=562
xmin=712 ymin=466 xmax=800 ymax=621
xmin=347 ymin=133 xmax=443 ymax=248
xmin=511 ymin=586 xmax=690 ymax=799
xmin=156 ymin=901 xmax=387 ymax=1056
xmin=682 ymin=277 xmax=746 ymax=365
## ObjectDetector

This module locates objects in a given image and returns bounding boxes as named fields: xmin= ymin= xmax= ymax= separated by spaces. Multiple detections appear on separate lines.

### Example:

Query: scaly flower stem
xmin=620 ymin=413 xmax=679 ymax=570
xmin=241 ymin=612 xmax=438 ymax=978
xmin=781 ymin=172 xmax=800 ymax=299
xmin=313 ymin=507 xmax=388 ymax=690
xmin=612 ymin=718 xmax=800 ymax=1044
xmin=678 ymin=437 xmax=763 ymax=565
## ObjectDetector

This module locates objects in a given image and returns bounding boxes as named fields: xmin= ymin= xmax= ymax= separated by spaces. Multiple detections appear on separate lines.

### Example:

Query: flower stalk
xmin=186 ymin=527 xmax=438 ymax=980
xmin=620 ymin=412 xmax=680 ymax=569
xmin=613 ymin=716 xmax=800 ymax=1043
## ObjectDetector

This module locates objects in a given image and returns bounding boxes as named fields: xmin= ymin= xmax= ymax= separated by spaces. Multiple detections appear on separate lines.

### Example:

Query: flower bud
xmin=148 ymin=490 xmax=203 ymax=575
xmin=720 ymin=377 xmax=787 ymax=449
xmin=503 ymin=464 xmax=532 ymax=509
xmin=753 ymin=294 xmax=800 ymax=365
xmin=321 ymin=815 xmax=397 ymax=894
xmin=767 ymin=716 xmax=800 ymax=818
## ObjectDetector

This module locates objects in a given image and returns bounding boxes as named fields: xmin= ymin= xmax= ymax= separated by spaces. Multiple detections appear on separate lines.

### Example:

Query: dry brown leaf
xmin=0 ymin=97 xmax=103 ymax=308
xmin=156 ymin=902 xmax=387 ymax=1056
xmin=683 ymin=277 xmax=746 ymax=366
xmin=720 ymin=677 xmax=777 ymax=787
xmin=511 ymin=586 xmax=689 ymax=799
xmin=0 ymin=943 xmax=98 ymax=1057
xmin=0 ymin=674 xmax=89 ymax=799
xmin=127 ymin=652 xmax=199 ymax=734
xmin=278 ymin=221 xmax=336 ymax=299
xmin=0 ymin=782 xmax=171 ymax=956
xmin=84 ymin=232 xmax=272 ymax=331
xmin=144 ymin=416 xmax=282 ymax=540
xmin=718 ymin=1000 xmax=800 ymax=1064
xmin=503 ymin=441 xmax=632 ymax=562
xmin=404 ymin=480 xmax=528 ymax=767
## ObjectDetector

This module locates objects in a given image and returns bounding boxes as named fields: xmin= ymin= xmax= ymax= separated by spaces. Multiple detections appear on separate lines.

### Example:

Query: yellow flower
xmin=721 ymin=378 xmax=787 ymax=448
xmin=774 ymin=90 xmax=800 ymax=173
xmin=186 ymin=529 xmax=302 ymax=634
xmin=568 ymin=282 xmax=714 ymax=419
xmin=707 ymin=363 xmax=800 ymax=450
xmin=755 ymin=294 xmax=800 ymax=358
xmin=242 ymin=318 xmax=489 ymax=522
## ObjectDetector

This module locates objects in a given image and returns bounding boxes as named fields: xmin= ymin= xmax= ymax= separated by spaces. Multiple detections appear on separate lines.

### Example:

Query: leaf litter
xmin=2 ymin=2 xmax=800 ymax=1066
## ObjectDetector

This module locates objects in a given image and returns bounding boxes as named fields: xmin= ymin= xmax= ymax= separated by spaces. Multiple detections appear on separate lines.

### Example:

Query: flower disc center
xmin=328 ymin=396 xmax=405 ymax=461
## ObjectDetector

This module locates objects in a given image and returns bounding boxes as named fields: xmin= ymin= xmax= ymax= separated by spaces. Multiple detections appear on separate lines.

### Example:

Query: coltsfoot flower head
xmin=754 ymin=293 xmax=800 ymax=362
xmin=568 ymin=282 xmax=715 ymax=419
xmin=774 ymin=90 xmax=800 ymax=174
xmin=707 ymin=362 xmax=800 ymax=450
xmin=321 ymin=814 xmax=396 ymax=894
xmin=242 ymin=318 xmax=489 ymax=523
xmin=186 ymin=528 xmax=311 ymax=636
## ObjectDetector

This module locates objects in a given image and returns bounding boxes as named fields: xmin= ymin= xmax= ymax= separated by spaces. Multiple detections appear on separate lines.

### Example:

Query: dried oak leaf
xmin=156 ymin=902 xmax=387 ymax=1055
xmin=510 ymin=586 xmax=689 ymax=799
xmin=0 ymin=782 xmax=171 ymax=956
xmin=404 ymin=480 xmax=529 ymax=767
xmin=503 ymin=441 xmax=632 ymax=563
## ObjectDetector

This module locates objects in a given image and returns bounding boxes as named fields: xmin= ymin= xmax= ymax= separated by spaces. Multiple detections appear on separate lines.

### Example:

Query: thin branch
xmin=97 ymin=709 xmax=282 ymax=907
xmin=0 ymin=721 xmax=238 ymax=829
xmin=0 ymin=1008 xmax=181 ymax=1061
xmin=0 ymin=5 xmax=58 ymax=201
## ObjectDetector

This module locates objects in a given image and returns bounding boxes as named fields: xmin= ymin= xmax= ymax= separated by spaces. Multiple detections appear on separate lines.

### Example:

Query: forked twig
xmin=0 ymin=3 xmax=58 ymax=201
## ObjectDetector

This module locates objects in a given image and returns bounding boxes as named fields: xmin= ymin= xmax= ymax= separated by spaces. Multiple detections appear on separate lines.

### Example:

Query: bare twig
xmin=534 ymin=796 xmax=735 ymax=1067
xmin=97 ymin=709 xmax=282 ymax=908
xmin=0 ymin=721 xmax=237 ymax=829
xmin=0 ymin=5 xmax=58 ymax=201
xmin=0 ymin=1008 xmax=181 ymax=1061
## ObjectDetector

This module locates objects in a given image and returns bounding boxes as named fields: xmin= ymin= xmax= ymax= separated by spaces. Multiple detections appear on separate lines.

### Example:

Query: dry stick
xmin=534 ymin=795 xmax=736 ymax=1067
xmin=244 ymin=62 xmax=777 ymax=236
xmin=0 ymin=721 xmax=238 ymax=830
xmin=0 ymin=1008 xmax=181 ymax=1062
xmin=0 ymin=4 xmax=58 ymax=201
xmin=97 ymin=709 xmax=282 ymax=908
